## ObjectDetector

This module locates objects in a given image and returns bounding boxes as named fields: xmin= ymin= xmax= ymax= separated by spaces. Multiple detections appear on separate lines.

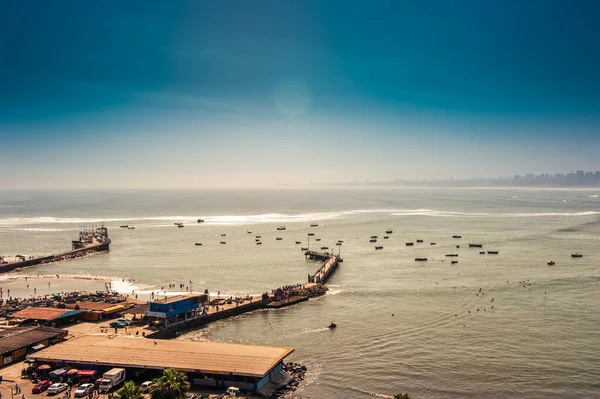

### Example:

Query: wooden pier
xmin=305 ymin=251 xmax=341 ymax=284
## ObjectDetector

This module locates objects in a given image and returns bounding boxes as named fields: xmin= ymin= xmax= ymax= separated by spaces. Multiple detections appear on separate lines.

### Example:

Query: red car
xmin=32 ymin=380 xmax=52 ymax=394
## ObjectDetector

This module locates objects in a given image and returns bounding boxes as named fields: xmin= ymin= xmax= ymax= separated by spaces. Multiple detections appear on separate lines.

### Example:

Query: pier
xmin=305 ymin=251 xmax=341 ymax=284
xmin=0 ymin=225 xmax=110 ymax=274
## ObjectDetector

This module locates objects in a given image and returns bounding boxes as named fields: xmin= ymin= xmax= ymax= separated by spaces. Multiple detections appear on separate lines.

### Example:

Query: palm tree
xmin=150 ymin=369 xmax=190 ymax=399
xmin=115 ymin=381 xmax=143 ymax=399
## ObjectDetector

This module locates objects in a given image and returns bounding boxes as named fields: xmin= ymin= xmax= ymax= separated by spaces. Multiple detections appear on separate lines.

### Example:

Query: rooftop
xmin=11 ymin=307 xmax=81 ymax=321
xmin=28 ymin=335 xmax=293 ymax=378
xmin=151 ymin=295 xmax=199 ymax=305
xmin=0 ymin=326 xmax=67 ymax=355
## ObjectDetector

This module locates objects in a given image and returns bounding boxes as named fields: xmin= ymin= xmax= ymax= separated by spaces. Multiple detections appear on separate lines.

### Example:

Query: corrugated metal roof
xmin=0 ymin=326 xmax=67 ymax=355
xmin=28 ymin=335 xmax=293 ymax=378
xmin=11 ymin=307 xmax=81 ymax=321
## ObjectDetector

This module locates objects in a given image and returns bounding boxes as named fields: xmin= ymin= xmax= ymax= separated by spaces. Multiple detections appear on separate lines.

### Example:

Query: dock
xmin=0 ymin=225 xmax=110 ymax=274
xmin=305 ymin=251 xmax=341 ymax=284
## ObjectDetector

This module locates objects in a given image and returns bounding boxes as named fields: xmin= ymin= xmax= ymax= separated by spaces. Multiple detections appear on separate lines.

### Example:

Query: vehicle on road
xmin=46 ymin=383 xmax=69 ymax=395
xmin=140 ymin=381 xmax=155 ymax=393
xmin=74 ymin=383 xmax=95 ymax=398
xmin=32 ymin=380 xmax=51 ymax=394
xmin=99 ymin=368 xmax=126 ymax=393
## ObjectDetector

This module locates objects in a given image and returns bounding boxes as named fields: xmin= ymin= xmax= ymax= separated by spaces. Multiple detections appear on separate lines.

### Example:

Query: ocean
xmin=1 ymin=187 xmax=599 ymax=398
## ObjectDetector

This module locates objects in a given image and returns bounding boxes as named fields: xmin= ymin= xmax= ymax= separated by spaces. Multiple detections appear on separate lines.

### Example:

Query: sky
xmin=1 ymin=0 xmax=600 ymax=189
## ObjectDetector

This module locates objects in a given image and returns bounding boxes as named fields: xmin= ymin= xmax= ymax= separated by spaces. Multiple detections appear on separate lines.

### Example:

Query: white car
xmin=74 ymin=383 xmax=95 ymax=398
xmin=116 ymin=318 xmax=132 ymax=326
xmin=140 ymin=381 xmax=155 ymax=393
xmin=46 ymin=383 xmax=68 ymax=395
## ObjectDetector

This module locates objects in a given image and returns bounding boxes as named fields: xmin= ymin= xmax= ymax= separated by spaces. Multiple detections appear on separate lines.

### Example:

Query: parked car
xmin=74 ymin=383 xmax=95 ymax=398
xmin=140 ymin=381 xmax=155 ymax=393
xmin=46 ymin=383 xmax=69 ymax=395
xmin=116 ymin=318 xmax=132 ymax=326
xmin=32 ymin=380 xmax=51 ymax=394
xmin=109 ymin=321 xmax=125 ymax=329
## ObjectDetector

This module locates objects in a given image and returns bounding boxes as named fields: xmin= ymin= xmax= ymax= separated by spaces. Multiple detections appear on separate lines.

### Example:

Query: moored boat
xmin=452 ymin=235 xmax=462 ymax=239
xmin=369 ymin=239 xmax=377 ymax=243
xmin=547 ymin=260 xmax=555 ymax=265
xmin=375 ymin=246 xmax=384 ymax=250
xmin=469 ymin=243 xmax=483 ymax=248
xmin=415 ymin=257 xmax=428 ymax=261
xmin=195 ymin=243 xmax=202 ymax=246
xmin=451 ymin=260 xmax=458 ymax=264
xmin=416 ymin=239 xmax=423 ymax=243
xmin=571 ymin=253 xmax=583 ymax=258
xmin=276 ymin=237 xmax=283 ymax=241
xmin=385 ymin=230 xmax=393 ymax=234
xmin=197 ymin=219 xmax=204 ymax=223
xmin=487 ymin=251 xmax=499 ymax=255
xmin=277 ymin=226 xmax=286 ymax=231
xmin=406 ymin=242 xmax=414 ymax=246
xmin=120 ymin=225 xmax=129 ymax=228
xmin=310 ymin=224 xmax=319 ymax=227
xmin=295 ymin=241 xmax=301 ymax=244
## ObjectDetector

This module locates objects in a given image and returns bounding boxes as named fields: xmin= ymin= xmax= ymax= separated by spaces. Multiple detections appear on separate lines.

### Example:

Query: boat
xmin=256 ymin=235 xmax=261 ymax=238
xmin=128 ymin=227 xmax=135 ymax=230
xmin=295 ymin=241 xmax=302 ymax=244
xmin=174 ymin=222 xmax=183 ymax=226
xmin=197 ymin=219 xmax=204 ymax=223
xmin=479 ymin=251 xmax=485 ymax=255
xmin=451 ymin=260 xmax=458 ymax=264
xmin=452 ymin=235 xmax=462 ymax=239
xmin=547 ymin=260 xmax=555 ymax=265
xmin=301 ymin=247 xmax=308 ymax=250
xmin=277 ymin=226 xmax=286 ymax=231
xmin=383 ymin=236 xmax=389 ymax=239
xmin=120 ymin=225 xmax=129 ymax=228
xmin=177 ymin=225 xmax=184 ymax=228
xmin=369 ymin=239 xmax=377 ymax=243
xmin=255 ymin=239 xmax=261 ymax=242
xmin=430 ymin=242 xmax=436 ymax=245
xmin=195 ymin=243 xmax=202 ymax=246
xmin=276 ymin=237 xmax=283 ymax=241
xmin=456 ymin=245 xmax=460 ymax=248
xmin=415 ymin=257 xmax=428 ymax=261
xmin=571 ymin=253 xmax=583 ymax=258
xmin=310 ymin=224 xmax=319 ymax=227
xmin=256 ymin=242 xmax=262 ymax=245
xmin=221 ymin=233 xmax=226 ymax=236
xmin=371 ymin=235 xmax=378 ymax=239
xmin=336 ymin=242 xmax=342 ymax=246
xmin=337 ymin=240 xmax=344 ymax=243
xmin=328 ymin=322 xmax=337 ymax=329
xmin=316 ymin=238 xmax=321 ymax=241
xmin=308 ymin=233 xmax=315 ymax=236
xmin=321 ymin=246 xmax=329 ymax=250
xmin=375 ymin=246 xmax=383 ymax=250
xmin=487 ymin=251 xmax=499 ymax=255
xmin=406 ymin=242 xmax=414 ymax=246
xmin=220 ymin=241 xmax=226 ymax=245
xmin=247 ymin=231 xmax=252 ymax=234
xmin=469 ymin=243 xmax=483 ymax=248
xmin=445 ymin=254 xmax=458 ymax=257
xmin=416 ymin=239 xmax=423 ymax=243
xmin=385 ymin=230 xmax=393 ymax=234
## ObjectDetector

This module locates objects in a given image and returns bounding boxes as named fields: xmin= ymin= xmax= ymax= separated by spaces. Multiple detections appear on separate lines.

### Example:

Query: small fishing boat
xmin=255 ymin=239 xmax=260 ymax=242
xmin=336 ymin=242 xmax=342 ymax=246
xmin=128 ymin=227 xmax=135 ymax=230
xmin=328 ymin=322 xmax=337 ymax=329
xmin=547 ymin=260 xmax=555 ymax=265
xmin=446 ymin=254 xmax=459 ymax=257
xmin=256 ymin=242 xmax=262 ymax=245
xmin=469 ymin=243 xmax=483 ymax=248
xmin=383 ymin=236 xmax=389 ymax=239
xmin=406 ymin=242 xmax=414 ymax=246
xmin=375 ymin=246 xmax=383 ymax=250
xmin=177 ymin=225 xmax=184 ymax=228
xmin=456 ymin=245 xmax=460 ymax=248
xmin=197 ymin=219 xmax=204 ymax=223
xmin=220 ymin=241 xmax=226 ymax=244
xmin=276 ymin=237 xmax=283 ymax=241
xmin=571 ymin=253 xmax=583 ymax=258
xmin=195 ymin=243 xmax=202 ymax=246
xmin=337 ymin=240 xmax=344 ymax=243
xmin=415 ymin=257 xmax=428 ymax=261
xmin=174 ymin=222 xmax=183 ymax=226
xmin=221 ymin=233 xmax=226 ymax=236
xmin=451 ymin=260 xmax=458 ymax=264
xmin=321 ymin=246 xmax=329 ymax=250
xmin=310 ymin=224 xmax=319 ymax=227
xmin=371 ymin=235 xmax=378 ymax=239
xmin=430 ymin=242 xmax=436 ymax=245
xmin=295 ymin=241 xmax=301 ymax=244
xmin=452 ymin=235 xmax=462 ymax=239
xmin=277 ymin=226 xmax=286 ymax=231
xmin=256 ymin=235 xmax=261 ymax=238
xmin=247 ymin=231 xmax=252 ymax=234
xmin=120 ymin=225 xmax=129 ymax=228
xmin=369 ymin=239 xmax=377 ymax=243
xmin=385 ymin=230 xmax=393 ymax=234
xmin=487 ymin=251 xmax=499 ymax=255
xmin=479 ymin=251 xmax=485 ymax=255
xmin=308 ymin=233 xmax=315 ymax=236
xmin=416 ymin=239 xmax=423 ymax=243
xmin=316 ymin=238 xmax=321 ymax=241
xmin=301 ymin=247 xmax=308 ymax=250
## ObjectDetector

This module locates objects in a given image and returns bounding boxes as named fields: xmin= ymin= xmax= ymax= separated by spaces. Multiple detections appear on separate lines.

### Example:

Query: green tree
xmin=115 ymin=381 xmax=143 ymax=399
xmin=393 ymin=394 xmax=412 ymax=399
xmin=150 ymin=369 xmax=191 ymax=399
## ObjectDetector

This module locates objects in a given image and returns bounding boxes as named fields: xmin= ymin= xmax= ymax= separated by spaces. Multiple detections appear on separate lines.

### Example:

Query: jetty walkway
xmin=305 ymin=251 xmax=341 ymax=284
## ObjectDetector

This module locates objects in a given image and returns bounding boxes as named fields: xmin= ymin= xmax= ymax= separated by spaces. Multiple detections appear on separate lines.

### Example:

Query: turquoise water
xmin=1 ymin=188 xmax=600 ymax=398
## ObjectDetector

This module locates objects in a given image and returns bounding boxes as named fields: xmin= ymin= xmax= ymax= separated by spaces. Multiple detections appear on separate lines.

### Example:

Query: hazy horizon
xmin=2 ymin=1 xmax=600 ymax=189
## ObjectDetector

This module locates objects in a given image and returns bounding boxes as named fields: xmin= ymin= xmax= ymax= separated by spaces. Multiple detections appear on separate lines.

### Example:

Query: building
xmin=66 ymin=301 xmax=126 ymax=321
xmin=11 ymin=307 xmax=83 ymax=327
xmin=145 ymin=295 xmax=207 ymax=327
xmin=27 ymin=335 xmax=293 ymax=392
xmin=0 ymin=326 xmax=67 ymax=366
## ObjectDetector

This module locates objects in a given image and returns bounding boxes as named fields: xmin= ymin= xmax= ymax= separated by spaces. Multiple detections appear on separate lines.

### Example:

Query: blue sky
xmin=1 ymin=0 xmax=600 ymax=188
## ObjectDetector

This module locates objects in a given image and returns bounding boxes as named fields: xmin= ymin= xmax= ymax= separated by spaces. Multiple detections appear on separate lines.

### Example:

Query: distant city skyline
xmin=2 ymin=1 xmax=600 ymax=189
